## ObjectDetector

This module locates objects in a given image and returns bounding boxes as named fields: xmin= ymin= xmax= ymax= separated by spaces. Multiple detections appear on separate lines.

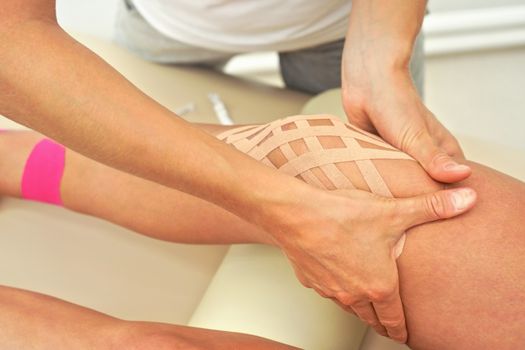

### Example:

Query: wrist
xmin=344 ymin=32 xmax=413 ymax=71
xmin=345 ymin=0 xmax=426 ymax=70
xmin=240 ymin=175 xmax=321 ymax=245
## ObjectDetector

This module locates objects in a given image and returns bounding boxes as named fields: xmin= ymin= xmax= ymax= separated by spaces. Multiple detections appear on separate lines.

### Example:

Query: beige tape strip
xmin=216 ymin=115 xmax=413 ymax=256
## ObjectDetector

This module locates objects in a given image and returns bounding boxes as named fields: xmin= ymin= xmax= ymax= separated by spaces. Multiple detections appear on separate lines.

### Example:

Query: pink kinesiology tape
xmin=21 ymin=139 xmax=66 ymax=206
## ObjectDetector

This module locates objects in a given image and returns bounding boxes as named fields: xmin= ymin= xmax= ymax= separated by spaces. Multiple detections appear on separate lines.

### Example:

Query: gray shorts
xmin=115 ymin=0 xmax=424 ymax=96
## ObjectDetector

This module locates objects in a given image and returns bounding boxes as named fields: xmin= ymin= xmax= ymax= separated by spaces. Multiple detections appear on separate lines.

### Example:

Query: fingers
xmin=330 ymin=298 xmax=357 ymax=316
xmin=396 ymin=187 xmax=477 ymax=229
xmin=372 ymin=283 xmax=407 ymax=343
xmin=405 ymin=129 xmax=471 ymax=183
xmin=332 ymin=296 xmax=388 ymax=337
xmin=351 ymin=301 xmax=388 ymax=337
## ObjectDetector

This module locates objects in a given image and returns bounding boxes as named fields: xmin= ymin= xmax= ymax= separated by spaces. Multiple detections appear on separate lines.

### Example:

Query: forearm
xmin=345 ymin=0 xmax=427 ymax=68
xmin=0 ymin=19 xmax=309 ymax=235
xmin=61 ymin=142 xmax=272 ymax=245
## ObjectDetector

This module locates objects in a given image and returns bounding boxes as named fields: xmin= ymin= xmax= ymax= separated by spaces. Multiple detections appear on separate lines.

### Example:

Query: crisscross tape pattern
xmin=217 ymin=115 xmax=415 ymax=257
xmin=217 ymin=115 xmax=413 ymax=197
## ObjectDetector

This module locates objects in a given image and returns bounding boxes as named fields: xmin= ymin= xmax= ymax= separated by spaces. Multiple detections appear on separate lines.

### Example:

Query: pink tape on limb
xmin=21 ymin=139 xmax=66 ymax=206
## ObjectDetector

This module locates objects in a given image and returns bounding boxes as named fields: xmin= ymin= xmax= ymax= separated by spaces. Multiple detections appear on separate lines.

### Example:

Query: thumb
xmin=395 ymin=187 xmax=477 ymax=229
xmin=404 ymin=129 xmax=471 ymax=183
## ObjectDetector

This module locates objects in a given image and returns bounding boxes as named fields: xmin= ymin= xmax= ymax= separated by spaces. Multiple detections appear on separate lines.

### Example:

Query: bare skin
xmin=400 ymin=167 xmax=525 ymax=349
xmin=0 ymin=119 xmax=522 ymax=348
xmin=0 ymin=286 xmax=298 ymax=350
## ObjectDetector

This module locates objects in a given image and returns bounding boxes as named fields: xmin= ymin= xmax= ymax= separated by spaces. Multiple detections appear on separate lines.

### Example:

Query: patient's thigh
xmin=399 ymin=163 xmax=525 ymax=350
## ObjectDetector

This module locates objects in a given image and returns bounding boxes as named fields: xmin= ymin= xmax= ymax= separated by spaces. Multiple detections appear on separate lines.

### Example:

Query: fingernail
xmin=443 ymin=162 xmax=470 ymax=172
xmin=451 ymin=188 xmax=476 ymax=212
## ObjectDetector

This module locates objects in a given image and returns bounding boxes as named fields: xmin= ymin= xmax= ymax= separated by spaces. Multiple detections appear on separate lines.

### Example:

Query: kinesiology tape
xmin=216 ymin=115 xmax=415 ymax=257
xmin=21 ymin=139 xmax=66 ymax=206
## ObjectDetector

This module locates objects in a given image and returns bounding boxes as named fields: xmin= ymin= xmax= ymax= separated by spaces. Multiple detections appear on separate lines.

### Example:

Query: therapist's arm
xmin=0 ymin=1 xmax=475 ymax=344
xmin=342 ymin=0 xmax=470 ymax=183
xmin=0 ymin=1 xmax=299 ymax=221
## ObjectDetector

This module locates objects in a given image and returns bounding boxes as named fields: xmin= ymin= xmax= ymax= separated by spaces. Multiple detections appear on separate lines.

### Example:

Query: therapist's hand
xmin=341 ymin=0 xmax=471 ymax=184
xmin=342 ymin=61 xmax=470 ymax=184
xmin=270 ymin=186 xmax=476 ymax=343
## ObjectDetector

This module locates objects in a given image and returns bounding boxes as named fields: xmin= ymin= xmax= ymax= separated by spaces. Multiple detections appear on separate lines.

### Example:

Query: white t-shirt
xmin=131 ymin=0 xmax=352 ymax=52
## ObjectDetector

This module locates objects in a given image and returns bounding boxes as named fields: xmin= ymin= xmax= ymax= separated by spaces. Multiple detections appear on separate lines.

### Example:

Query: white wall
xmin=429 ymin=0 xmax=525 ymax=12
xmin=423 ymin=3 xmax=525 ymax=152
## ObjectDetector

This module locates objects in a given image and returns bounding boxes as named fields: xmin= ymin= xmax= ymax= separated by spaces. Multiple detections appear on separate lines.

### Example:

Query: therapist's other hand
xmin=342 ymin=54 xmax=471 ymax=184
xmin=271 ymin=187 xmax=476 ymax=343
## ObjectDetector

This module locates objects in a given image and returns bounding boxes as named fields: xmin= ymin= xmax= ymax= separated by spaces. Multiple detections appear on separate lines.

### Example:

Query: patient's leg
xmin=400 ymin=166 xmax=525 ymax=349
xmin=212 ymin=115 xmax=525 ymax=349
xmin=0 ymin=285 xmax=298 ymax=349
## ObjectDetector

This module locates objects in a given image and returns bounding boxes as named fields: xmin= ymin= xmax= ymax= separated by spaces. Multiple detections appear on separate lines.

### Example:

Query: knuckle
xmin=400 ymin=126 xmax=426 ymax=154
xmin=335 ymin=292 xmax=356 ymax=306
xmin=425 ymin=193 xmax=444 ymax=219
xmin=368 ymin=284 xmax=396 ymax=302
xmin=431 ymin=151 xmax=451 ymax=164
